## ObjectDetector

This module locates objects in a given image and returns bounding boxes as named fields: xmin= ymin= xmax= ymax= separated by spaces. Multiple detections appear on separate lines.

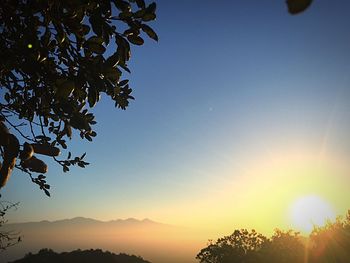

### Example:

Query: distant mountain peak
xmin=125 ymin=217 xmax=138 ymax=222
xmin=52 ymin=217 xmax=101 ymax=224
xmin=142 ymin=218 xmax=155 ymax=223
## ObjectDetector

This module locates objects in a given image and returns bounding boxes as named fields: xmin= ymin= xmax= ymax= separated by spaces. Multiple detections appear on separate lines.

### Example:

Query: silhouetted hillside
xmin=10 ymin=248 xmax=151 ymax=263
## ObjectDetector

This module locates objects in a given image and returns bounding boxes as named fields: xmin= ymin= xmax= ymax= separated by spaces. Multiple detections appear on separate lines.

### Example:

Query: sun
xmin=289 ymin=195 xmax=336 ymax=234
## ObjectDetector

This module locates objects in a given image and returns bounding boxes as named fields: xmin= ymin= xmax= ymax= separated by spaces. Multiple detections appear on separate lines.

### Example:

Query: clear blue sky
xmin=2 ymin=0 xmax=350 ymax=234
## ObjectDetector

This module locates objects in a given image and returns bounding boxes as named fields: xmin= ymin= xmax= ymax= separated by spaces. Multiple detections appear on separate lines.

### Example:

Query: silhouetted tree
xmin=260 ymin=229 xmax=304 ymax=263
xmin=308 ymin=210 xmax=350 ymax=263
xmin=197 ymin=210 xmax=350 ymax=263
xmin=0 ymin=0 xmax=158 ymax=195
xmin=196 ymin=229 xmax=268 ymax=263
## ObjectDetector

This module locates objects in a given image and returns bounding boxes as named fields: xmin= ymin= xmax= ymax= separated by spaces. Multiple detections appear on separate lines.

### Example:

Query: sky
xmin=2 ymin=0 xmax=350 ymax=239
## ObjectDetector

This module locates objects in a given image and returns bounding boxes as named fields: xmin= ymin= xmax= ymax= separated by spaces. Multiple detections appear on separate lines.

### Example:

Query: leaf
xmin=142 ymin=13 xmax=156 ymax=22
xmin=119 ymin=64 xmax=131 ymax=73
xmin=133 ymin=9 xmax=146 ymax=19
xmin=61 ymin=141 xmax=67 ymax=149
xmin=35 ymin=135 xmax=51 ymax=141
xmin=119 ymin=11 xmax=133 ymax=19
xmin=81 ymin=24 xmax=90 ymax=35
xmin=87 ymin=43 xmax=106 ymax=54
xmin=106 ymin=53 xmax=120 ymax=67
xmin=56 ymin=80 xmax=75 ymax=99
xmin=44 ymin=189 xmax=51 ymax=197
xmin=56 ymin=31 xmax=66 ymax=44
xmin=102 ymin=22 xmax=111 ymax=45
xmin=119 ymin=79 xmax=129 ymax=86
xmin=103 ymin=67 xmax=121 ymax=81
xmin=41 ymin=29 xmax=51 ymax=45
xmin=135 ymin=0 xmax=145 ymax=9
xmin=286 ymin=0 xmax=313 ymax=15
xmin=141 ymin=24 xmax=158 ymax=41
xmin=70 ymin=113 xmax=90 ymax=130
xmin=65 ymin=124 xmax=72 ymax=138
xmin=89 ymin=13 xmax=103 ymax=36
xmin=147 ymin=2 xmax=157 ymax=13
xmin=84 ymin=36 xmax=106 ymax=54
xmin=116 ymin=35 xmax=131 ymax=63
xmin=4 ymin=93 xmax=10 ymax=103
xmin=127 ymin=35 xmax=144 ymax=45
xmin=114 ymin=0 xmax=130 ymax=12
xmin=88 ymin=87 xmax=98 ymax=107
xmin=85 ymin=133 xmax=92 ymax=141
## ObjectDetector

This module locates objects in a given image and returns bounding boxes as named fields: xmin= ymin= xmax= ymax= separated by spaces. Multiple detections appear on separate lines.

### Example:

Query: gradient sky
xmin=2 ymin=0 xmax=350 ymax=237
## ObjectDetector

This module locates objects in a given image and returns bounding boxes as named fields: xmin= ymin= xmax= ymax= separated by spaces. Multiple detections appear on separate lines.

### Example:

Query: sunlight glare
xmin=289 ymin=195 xmax=336 ymax=234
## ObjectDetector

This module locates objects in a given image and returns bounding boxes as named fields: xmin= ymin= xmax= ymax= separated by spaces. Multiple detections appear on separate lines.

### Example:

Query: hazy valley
xmin=2 ymin=217 xmax=206 ymax=263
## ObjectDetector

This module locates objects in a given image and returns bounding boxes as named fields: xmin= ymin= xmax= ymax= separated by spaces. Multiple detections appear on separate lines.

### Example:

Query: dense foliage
xmin=10 ymin=248 xmax=151 ymax=263
xmin=196 ymin=210 xmax=350 ymax=263
xmin=0 ymin=0 xmax=157 ymax=195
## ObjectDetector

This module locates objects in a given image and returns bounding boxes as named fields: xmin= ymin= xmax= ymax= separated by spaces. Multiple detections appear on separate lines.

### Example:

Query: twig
xmin=0 ymin=113 xmax=36 ymax=142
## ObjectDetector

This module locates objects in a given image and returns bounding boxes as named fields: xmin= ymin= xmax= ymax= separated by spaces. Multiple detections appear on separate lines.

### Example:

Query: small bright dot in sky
xmin=27 ymin=43 xmax=33 ymax=48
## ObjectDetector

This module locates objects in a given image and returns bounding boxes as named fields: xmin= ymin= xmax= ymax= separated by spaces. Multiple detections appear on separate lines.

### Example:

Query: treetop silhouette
xmin=196 ymin=210 xmax=350 ymax=263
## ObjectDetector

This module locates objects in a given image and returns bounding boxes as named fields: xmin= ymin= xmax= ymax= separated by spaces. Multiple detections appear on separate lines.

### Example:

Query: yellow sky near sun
xmin=150 ymin=151 xmax=350 ymax=237
xmin=228 ymin=154 xmax=348 ymax=233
